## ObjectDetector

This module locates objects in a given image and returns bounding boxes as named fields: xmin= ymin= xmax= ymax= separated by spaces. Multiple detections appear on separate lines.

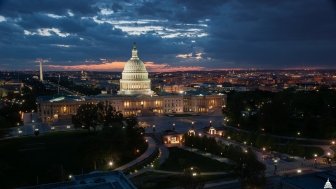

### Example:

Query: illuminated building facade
xmin=118 ymin=43 xmax=154 ymax=96
xmin=37 ymin=44 xmax=226 ymax=124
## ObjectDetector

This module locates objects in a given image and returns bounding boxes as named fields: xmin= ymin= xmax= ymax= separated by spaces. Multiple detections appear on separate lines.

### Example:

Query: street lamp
xmin=332 ymin=141 xmax=335 ymax=145
xmin=108 ymin=161 xmax=113 ymax=168
xmin=273 ymin=159 xmax=278 ymax=175
xmin=297 ymin=169 xmax=302 ymax=174
xmin=314 ymin=154 xmax=318 ymax=167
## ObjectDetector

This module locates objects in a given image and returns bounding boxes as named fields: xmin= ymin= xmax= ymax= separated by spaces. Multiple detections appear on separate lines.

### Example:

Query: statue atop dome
xmin=118 ymin=43 xmax=155 ymax=96
xmin=132 ymin=42 xmax=138 ymax=59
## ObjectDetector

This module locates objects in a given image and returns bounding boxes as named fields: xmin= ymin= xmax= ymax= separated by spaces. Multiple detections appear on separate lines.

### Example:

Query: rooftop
xmin=19 ymin=171 xmax=137 ymax=189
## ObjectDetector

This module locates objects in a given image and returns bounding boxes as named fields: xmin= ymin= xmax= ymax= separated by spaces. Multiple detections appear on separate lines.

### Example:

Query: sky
xmin=0 ymin=0 xmax=336 ymax=72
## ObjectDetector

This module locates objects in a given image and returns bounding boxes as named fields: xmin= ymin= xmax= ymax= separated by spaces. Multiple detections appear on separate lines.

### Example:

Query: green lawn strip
xmin=273 ymin=145 xmax=324 ymax=158
xmin=159 ymin=147 xmax=231 ymax=172
xmin=131 ymin=172 xmax=235 ymax=189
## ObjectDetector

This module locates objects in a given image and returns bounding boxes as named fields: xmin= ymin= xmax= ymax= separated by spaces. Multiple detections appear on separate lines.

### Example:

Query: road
xmin=1 ymin=122 xmax=77 ymax=140
xmin=139 ymin=114 xmax=224 ymax=133
xmin=116 ymin=137 xmax=157 ymax=171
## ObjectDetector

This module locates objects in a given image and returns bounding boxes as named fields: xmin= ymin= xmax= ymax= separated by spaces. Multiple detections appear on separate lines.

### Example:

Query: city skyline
xmin=1 ymin=0 xmax=336 ymax=71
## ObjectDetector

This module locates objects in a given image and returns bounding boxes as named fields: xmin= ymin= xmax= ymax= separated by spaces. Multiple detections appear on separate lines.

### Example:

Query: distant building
xmin=162 ymin=84 xmax=185 ymax=93
xmin=162 ymin=130 xmax=184 ymax=147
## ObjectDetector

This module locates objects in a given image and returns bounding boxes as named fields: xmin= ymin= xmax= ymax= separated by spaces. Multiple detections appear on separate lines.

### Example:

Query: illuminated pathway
xmin=115 ymin=137 xmax=157 ymax=171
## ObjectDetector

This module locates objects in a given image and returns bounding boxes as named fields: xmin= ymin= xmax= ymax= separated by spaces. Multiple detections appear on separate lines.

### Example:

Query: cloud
xmin=176 ymin=52 xmax=203 ymax=60
xmin=24 ymin=28 xmax=70 ymax=37
xmin=0 ymin=15 xmax=6 ymax=22
xmin=45 ymin=13 xmax=65 ymax=19
xmin=0 ymin=0 xmax=336 ymax=70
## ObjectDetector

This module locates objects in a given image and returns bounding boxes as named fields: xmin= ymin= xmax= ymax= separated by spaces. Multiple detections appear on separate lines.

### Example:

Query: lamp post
xmin=152 ymin=124 xmax=156 ymax=133
xmin=314 ymin=153 xmax=318 ymax=167
xmin=273 ymin=159 xmax=278 ymax=175
xmin=327 ymin=152 xmax=332 ymax=167
xmin=172 ymin=123 xmax=175 ymax=131
xmin=108 ymin=161 xmax=113 ymax=170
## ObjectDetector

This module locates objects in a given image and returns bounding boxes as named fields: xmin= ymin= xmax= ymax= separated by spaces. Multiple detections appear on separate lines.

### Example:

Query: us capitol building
xmin=38 ymin=44 xmax=226 ymax=124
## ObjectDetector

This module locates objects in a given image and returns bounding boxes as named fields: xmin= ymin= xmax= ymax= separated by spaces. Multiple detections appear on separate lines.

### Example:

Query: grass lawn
xmin=159 ymin=147 xmax=231 ymax=172
xmin=131 ymin=172 xmax=235 ymax=189
xmin=274 ymin=145 xmax=324 ymax=158
xmin=0 ymin=131 xmax=144 ymax=188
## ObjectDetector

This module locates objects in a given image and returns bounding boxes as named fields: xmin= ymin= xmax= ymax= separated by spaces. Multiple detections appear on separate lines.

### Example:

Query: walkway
xmin=181 ymin=146 xmax=234 ymax=164
xmin=115 ymin=137 xmax=157 ymax=171
xmin=158 ymin=144 xmax=169 ymax=165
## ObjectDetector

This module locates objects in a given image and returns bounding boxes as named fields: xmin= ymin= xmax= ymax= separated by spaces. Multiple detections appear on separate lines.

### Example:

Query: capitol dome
xmin=325 ymin=179 xmax=333 ymax=189
xmin=118 ymin=43 xmax=154 ymax=96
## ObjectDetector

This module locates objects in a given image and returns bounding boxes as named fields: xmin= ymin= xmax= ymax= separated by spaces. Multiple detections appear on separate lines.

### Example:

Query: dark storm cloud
xmin=0 ymin=0 xmax=98 ymax=16
xmin=0 ymin=0 xmax=335 ymax=70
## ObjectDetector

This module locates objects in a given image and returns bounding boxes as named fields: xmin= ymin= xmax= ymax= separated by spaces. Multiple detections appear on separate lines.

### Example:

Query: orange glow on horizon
xmin=46 ymin=61 xmax=205 ymax=72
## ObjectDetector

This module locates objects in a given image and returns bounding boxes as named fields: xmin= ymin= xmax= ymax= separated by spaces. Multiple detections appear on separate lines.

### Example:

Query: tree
xmin=180 ymin=167 xmax=204 ymax=189
xmin=97 ymin=102 xmax=123 ymax=127
xmin=73 ymin=103 xmax=99 ymax=132
xmin=235 ymin=149 xmax=266 ymax=189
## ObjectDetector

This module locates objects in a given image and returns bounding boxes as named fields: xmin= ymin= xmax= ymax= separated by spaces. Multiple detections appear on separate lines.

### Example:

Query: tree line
xmin=223 ymin=88 xmax=336 ymax=138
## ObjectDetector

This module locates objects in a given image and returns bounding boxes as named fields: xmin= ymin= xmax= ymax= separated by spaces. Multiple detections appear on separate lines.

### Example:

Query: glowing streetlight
xmin=332 ymin=141 xmax=335 ymax=145
xmin=297 ymin=169 xmax=302 ymax=174
xmin=108 ymin=161 xmax=113 ymax=167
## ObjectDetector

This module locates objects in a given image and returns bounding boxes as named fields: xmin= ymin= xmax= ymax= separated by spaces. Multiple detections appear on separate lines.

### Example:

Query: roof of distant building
xmin=19 ymin=171 xmax=136 ymax=189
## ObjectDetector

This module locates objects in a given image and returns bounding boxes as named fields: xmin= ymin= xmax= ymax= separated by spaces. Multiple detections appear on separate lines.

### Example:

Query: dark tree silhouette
xmin=72 ymin=103 xmax=99 ymax=132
